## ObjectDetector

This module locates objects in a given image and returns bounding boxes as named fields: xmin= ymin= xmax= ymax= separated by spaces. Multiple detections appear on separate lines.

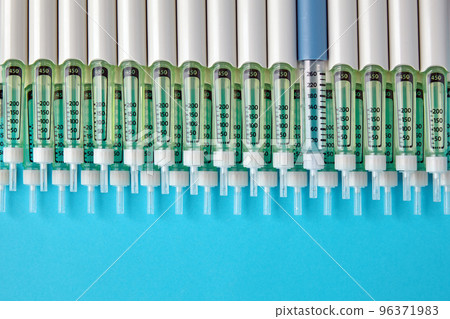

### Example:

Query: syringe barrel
xmin=241 ymin=62 xmax=266 ymax=153
xmin=91 ymin=60 xmax=115 ymax=150
xmin=270 ymin=62 xmax=296 ymax=153
xmin=2 ymin=60 xmax=26 ymax=149
xmin=392 ymin=65 xmax=417 ymax=157
xmin=120 ymin=61 xmax=146 ymax=151
xmin=211 ymin=62 xmax=235 ymax=153
xmin=331 ymin=64 xmax=357 ymax=156
xmin=362 ymin=65 xmax=387 ymax=156
xmin=151 ymin=61 xmax=176 ymax=153
xmin=181 ymin=61 xmax=206 ymax=152
xmin=62 ymin=59 xmax=86 ymax=150
xmin=423 ymin=67 xmax=447 ymax=158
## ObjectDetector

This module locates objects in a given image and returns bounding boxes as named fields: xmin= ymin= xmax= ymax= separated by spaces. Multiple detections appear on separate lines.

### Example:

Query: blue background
xmin=0 ymin=168 xmax=449 ymax=301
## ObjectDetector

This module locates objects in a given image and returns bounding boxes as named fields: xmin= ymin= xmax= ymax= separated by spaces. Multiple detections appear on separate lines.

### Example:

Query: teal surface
xmin=0 ymin=167 xmax=449 ymax=301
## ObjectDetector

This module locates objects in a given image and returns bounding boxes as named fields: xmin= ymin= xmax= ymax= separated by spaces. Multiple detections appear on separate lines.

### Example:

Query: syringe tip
xmin=9 ymin=164 xmax=17 ymax=192
xmin=116 ymin=186 xmax=124 ymax=215
xmin=324 ymin=187 xmax=332 ymax=216
xmin=402 ymin=171 xmax=412 ymax=201
xmin=87 ymin=185 xmax=95 ymax=214
xmin=341 ymin=170 xmax=350 ymax=200
xmin=444 ymin=186 xmax=450 ymax=215
xmin=294 ymin=187 xmax=302 ymax=216
xmin=414 ymin=187 xmax=422 ymax=216
xmin=175 ymin=186 xmax=183 ymax=215
xmin=354 ymin=187 xmax=362 ymax=216
xmin=249 ymin=168 xmax=258 ymax=197
xmin=130 ymin=166 xmax=139 ymax=194
xmin=279 ymin=168 xmax=287 ymax=198
xmin=433 ymin=173 xmax=441 ymax=202
xmin=58 ymin=185 xmax=65 ymax=214
xmin=161 ymin=165 xmax=170 ymax=195
xmin=189 ymin=166 xmax=199 ymax=195
xmin=263 ymin=187 xmax=271 ymax=215
xmin=203 ymin=187 xmax=211 ymax=215
xmin=100 ymin=165 xmax=109 ymax=193
xmin=371 ymin=171 xmax=380 ymax=201
xmin=233 ymin=187 xmax=242 ymax=215
xmin=29 ymin=185 xmax=37 ymax=213
xmin=384 ymin=187 xmax=392 ymax=216
xmin=40 ymin=163 xmax=48 ymax=192
xmin=219 ymin=167 xmax=228 ymax=196
xmin=309 ymin=170 xmax=318 ymax=199
xmin=147 ymin=186 xmax=154 ymax=215
xmin=0 ymin=185 xmax=6 ymax=213
xmin=69 ymin=164 xmax=78 ymax=192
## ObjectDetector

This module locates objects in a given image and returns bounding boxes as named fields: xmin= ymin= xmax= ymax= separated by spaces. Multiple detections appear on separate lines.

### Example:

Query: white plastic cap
xmin=426 ymin=156 xmax=447 ymax=174
xmin=0 ymin=0 xmax=28 ymax=64
xmin=52 ymin=169 xmax=70 ymax=186
xmin=154 ymin=149 xmax=175 ymax=167
xmin=358 ymin=0 xmax=388 ymax=70
xmin=169 ymin=170 xmax=189 ymax=187
xmin=396 ymin=154 xmax=417 ymax=172
xmin=380 ymin=171 xmax=398 ymax=188
xmin=58 ymin=0 xmax=87 ymax=64
xmin=23 ymin=170 xmax=40 ymax=186
xmin=303 ymin=153 xmax=325 ymax=171
xmin=257 ymin=171 xmax=278 ymax=188
xmin=199 ymin=170 xmax=218 ymax=187
xmin=419 ymin=0 xmax=449 ymax=71
xmin=213 ymin=151 xmax=235 ymax=168
xmin=229 ymin=170 xmax=249 ymax=188
xmin=388 ymin=0 xmax=419 ymax=70
xmin=81 ymin=170 xmax=100 ymax=186
xmin=183 ymin=150 xmax=204 ymax=167
xmin=29 ymin=0 xmax=57 ymax=64
xmin=33 ymin=147 xmax=54 ymax=164
xmin=117 ymin=0 xmax=147 ymax=66
xmin=273 ymin=152 xmax=294 ymax=170
xmin=88 ymin=0 xmax=117 ymax=65
xmin=94 ymin=148 xmax=114 ymax=166
xmin=207 ymin=0 xmax=236 ymax=67
xmin=411 ymin=171 xmax=428 ymax=187
xmin=140 ymin=170 xmax=161 ymax=187
xmin=64 ymin=147 xmax=84 ymax=165
xmin=335 ymin=154 xmax=356 ymax=171
xmin=243 ymin=151 xmax=265 ymax=169
xmin=267 ymin=0 xmax=297 ymax=68
xmin=365 ymin=154 xmax=386 ymax=172
xmin=318 ymin=171 xmax=338 ymax=188
xmin=147 ymin=0 xmax=177 ymax=66
xmin=237 ymin=0 xmax=267 ymax=68
xmin=177 ymin=0 xmax=207 ymax=66
xmin=327 ymin=0 xmax=358 ymax=69
xmin=287 ymin=171 xmax=307 ymax=188
xmin=110 ymin=170 xmax=130 ymax=187
xmin=124 ymin=149 xmax=145 ymax=167
xmin=349 ymin=171 xmax=368 ymax=188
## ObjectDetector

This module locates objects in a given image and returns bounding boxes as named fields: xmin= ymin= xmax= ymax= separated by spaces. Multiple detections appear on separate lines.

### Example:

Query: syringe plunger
xmin=147 ymin=186 xmax=154 ymax=215
xmin=444 ymin=186 xmax=450 ymax=215
xmin=249 ymin=168 xmax=258 ymax=197
xmin=341 ymin=170 xmax=350 ymax=199
xmin=161 ymin=165 xmax=169 ymax=194
xmin=233 ymin=186 xmax=242 ymax=215
xmin=87 ymin=185 xmax=95 ymax=214
xmin=29 ymin=185 xmax=37 ymax=213
xmin=9 ymin=164 xmax=17 ymax=192
xmin=354 ymin=187 xmax=362 ymax=216
xmin=294 ymin=186 xmax=302 ymax=216
xmin=384 ymin=187 xmax=392 ymax=216
xmin=69 ymin=164 xmax=78 ymax=192
xmin=414 ymin=187 xmax=422 ymax=215
xmin=371 ymin=171 xmax=380 ymax=200
xmin=432 ymin=173 xmax=441 ymax=202
xmin=116 ymin=186 xmax=124 ymax=214
xmin=203 ymin=186 xmax=211 ymax=215
xmin=175 ymin=186 xmax=183 ymax=215
xmin=189 ymin=166 xmax=199 ymax=195
xmin=279 ymin=168 xmax=288 ymax=198
xmin=309 ymin=169 xmax=318 ymax=199
xmin=324 ymin=187 xmax=332 ymax=216
xmin=130 ymin=165 xmax=139 ymax=194
xmin=220 ymin=167 xmax=228 ymax=196
xmin=402 ymin=171 xmax=412 ymax=201
xmin=263 ymin=187 xmax=271 ymax=215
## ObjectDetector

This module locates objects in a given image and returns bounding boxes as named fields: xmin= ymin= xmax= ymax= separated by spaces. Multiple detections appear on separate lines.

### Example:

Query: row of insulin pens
xmin=0 ymin=0 xmax=449 ymax=217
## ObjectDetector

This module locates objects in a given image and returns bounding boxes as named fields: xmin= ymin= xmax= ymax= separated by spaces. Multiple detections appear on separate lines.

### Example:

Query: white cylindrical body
xmin=267 ymin=0 xmax=296 ymax=68
xmin=229 ymin=171 xmax=249 ymax=188
xmin=141 ymin=170 xmax=161 ymax=187
xmin=380 ymin=171 xmax=398 ymax=188
xmin=147 ymin=0 xmax=177 ymax=66
xmin=199 ymin=171 xmax=218 ymax=188
xmin=286 ymin=171 xmax=307 ymax=188
xmin=0 ymin=0 xmax=28 ymax=64
xmin=358 ymin=0 xmax=388 ymax=70
xmin=117 ymin=0 xmax=147 ymax=65
xmin=318 ymin=171 xmax=338 ymax=188
xmin=419 ymin=0 xmax=449 ymax=71
xmin=52 ymin=170 xmax=70 ymax=186
xmin=23 ymin=170 xmax=40 ymax=186
xmin=29 ymin=0 xmax=57 ymax=64
xmin=327 ymin=0 xmax=358 ymax=69
xmin=388 ymin=0 xmax=419 ymax=70
xmin=257 ymin=171 xmax=278 ymax=188
xmin=207 ymin=0 xmax=236 ymax=67
xmin=58 ymin=0 xmax=87 ymax=64
xmin=81 ymin=170 xmax=100 ymax=186
xmin=169 ymin=170 xmax=189 ymax=187
xmin=177 ymin=0 xmax=206 ymax=66
xmin=110 ymin=170 xmax=130 ymax=187
xmin=88 ymin=0 xmax=117 ymax=65
xmin=237 ymin=0 xmax=267 ymax=68
xmin=349 ymin=171 xmax=368 ymax=188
